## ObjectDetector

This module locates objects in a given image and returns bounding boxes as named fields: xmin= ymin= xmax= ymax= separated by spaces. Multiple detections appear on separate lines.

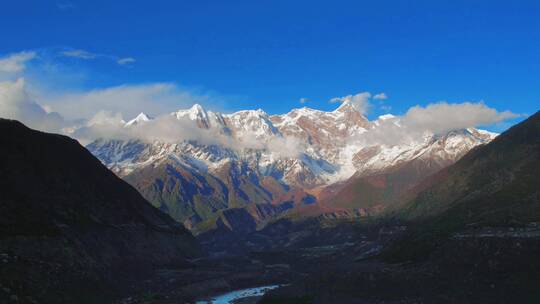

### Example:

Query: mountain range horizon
xmin=86 ymin=97 xmax=498 ymax=236
xmin=1 ymin=2 xmax=539 ymax=303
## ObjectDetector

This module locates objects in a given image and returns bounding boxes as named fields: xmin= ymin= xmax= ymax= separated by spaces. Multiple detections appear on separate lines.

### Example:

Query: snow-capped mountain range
xmin=86 ymin=100 xmax=497 ymax=230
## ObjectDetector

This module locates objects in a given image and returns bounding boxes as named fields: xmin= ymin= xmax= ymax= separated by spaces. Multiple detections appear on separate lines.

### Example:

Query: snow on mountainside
xmin=86 ymin=101 xmax=497 ymax=228
xmin=352 ymin=128 xmax=496 ymax=177
xmin=125 ymin=112 xmax=151 ymax=126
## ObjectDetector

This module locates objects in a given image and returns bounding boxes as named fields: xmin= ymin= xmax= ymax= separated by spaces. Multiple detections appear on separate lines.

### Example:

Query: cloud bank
xmin=356 ymin=101 xmax=519 ymax=146
xmin=402 ymin=102 xmax=518 ymax=135
xmin=373 ymin=93 xmax=388 ymax=100
xmin=72 ymin=109 xmax=304 ymax=158
xmin=0 ymin=77 xmax=521 ymax=153
xmin=0 ymin=79 xmax=65 ymax=133
xmin=0 ymin=49 xmax=522 ymax=159
xmin=0 ymin=51 xmax=36 ymax=74
xmin=42 ymin=82 xmax=215 ymax=120
xmin=0 ymin=78 xmax=303 ymax=157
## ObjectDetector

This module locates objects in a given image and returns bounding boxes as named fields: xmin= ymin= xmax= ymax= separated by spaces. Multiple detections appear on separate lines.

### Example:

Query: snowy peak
xmin=125 ymin=112 xmax=151 ymax=126
xmin=173 ymin=104 xmax=212 ymax=128
xmin=88 ymin=102 xmax=498 ymax=190
xmin=225 ymin=109 xmax=278 ymax=139
xmin=270 ymin=104 xmax=370 ymax=155
xmin=351 ymin=127 xmax=498 ymax=177
xmin=85 ymin=101 xmax=504 ymax=234
xmin=173 ymin=104 xmax=207 ymax=119
xmin=334 ymin=98 xmax=356 ymax=113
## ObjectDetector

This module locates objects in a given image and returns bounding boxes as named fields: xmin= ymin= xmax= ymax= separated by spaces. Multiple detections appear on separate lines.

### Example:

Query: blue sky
xmin=0 ymin=0 xmax=538 ymax=131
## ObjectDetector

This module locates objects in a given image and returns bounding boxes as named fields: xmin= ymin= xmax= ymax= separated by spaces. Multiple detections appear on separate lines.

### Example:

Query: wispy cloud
xmin=373 ymin=92 xmax=387 ymax=100
xmin=0 ymin=51 xmax=37 ymax=73
xmin=60 ymin=48 xmax=135 ymax=66
xmin=117 ymin=57 xmax=136 ymax=65
xmin=299 ymin=97 xmax=308 ymax=104
xmin=61 ymin=49 xmax=97 ymax=60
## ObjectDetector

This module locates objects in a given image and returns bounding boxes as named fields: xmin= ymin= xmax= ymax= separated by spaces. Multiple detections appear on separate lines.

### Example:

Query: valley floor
xmin=115 ymin=223 xmax=540 ymax=304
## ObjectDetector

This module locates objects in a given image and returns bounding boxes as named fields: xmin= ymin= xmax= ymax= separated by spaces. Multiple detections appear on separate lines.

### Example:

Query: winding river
xmin=195 ymin=285 xmax=281 ymax=304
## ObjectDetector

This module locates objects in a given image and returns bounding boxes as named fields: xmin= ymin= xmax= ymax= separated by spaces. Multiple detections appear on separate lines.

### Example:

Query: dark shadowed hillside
xmin=0 ymin=119 xmax=200 ymax=304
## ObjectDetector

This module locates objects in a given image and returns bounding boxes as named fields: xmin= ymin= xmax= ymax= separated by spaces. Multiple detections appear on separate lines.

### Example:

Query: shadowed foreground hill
xmin=0 ymin=119 xmax=200 ymax=303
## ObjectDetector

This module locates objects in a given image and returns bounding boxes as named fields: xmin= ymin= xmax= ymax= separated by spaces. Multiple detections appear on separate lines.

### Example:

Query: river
xmin=195 ymin=285 xmax=281 ymax=304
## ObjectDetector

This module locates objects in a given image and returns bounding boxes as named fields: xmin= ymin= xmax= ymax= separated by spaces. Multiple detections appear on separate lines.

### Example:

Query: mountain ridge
xmin=85 ymin=103 xmax=498 ymax=232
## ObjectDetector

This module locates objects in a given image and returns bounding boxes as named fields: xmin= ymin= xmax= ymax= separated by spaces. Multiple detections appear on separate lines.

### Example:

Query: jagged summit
xmin=334 ymin=98 xmax=357 ymax=113
xmin=172 ymin=103 xmax=207 ymax=118
xmin=125 ymin=112 xmax=151 ymax=126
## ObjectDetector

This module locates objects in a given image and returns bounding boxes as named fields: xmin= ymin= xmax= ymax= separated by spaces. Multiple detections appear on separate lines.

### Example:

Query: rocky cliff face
xmin=0 ymin=119 xmax=200 ymax=303
xmin=86 ymin=102 xmax=496 ymax=232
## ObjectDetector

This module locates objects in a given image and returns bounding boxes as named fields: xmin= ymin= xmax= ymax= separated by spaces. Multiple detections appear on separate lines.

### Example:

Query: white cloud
xmin=0 ymin=51 xmax=37 ymax=73
xmin=117 ymin=57 xmax=136 ymax=65
xmin=299 ymin=97 xmax=308 ymax=104
xmin=71 ymin=110 xmax=303 ymax=158
xmin=61 ymin=49 xmax=135 ymax=66
xmin=42 ymin=82 xmax=214 ymax=120
xmin=86 ymin=110 xmax=124 ymax=127
xmin=78 ymin=113 xmax=222 ymax=145
xmin=373 ymin=92 xmax=388 ymax=100
xmin=356 ymin=101 xmax=519 ymax=146
xmin=330 ymin=92 xmax=371 ymax=114
xmin=0 ymin=78 xmax=65 ymax=133
xmin=77 ymin=113 xmax=209 ymax=145
xmin=0 ymin=77 xmax=519 ymax=159
xmin=266 ymin=135 xmax=304 ymax=158
xmin=402 ymin=101 xmax=519 ymax=134
xmin=61 ymin=49 xmax=97 ymax=60
xmin=0 ymin=76 xmax=225 ymax=147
